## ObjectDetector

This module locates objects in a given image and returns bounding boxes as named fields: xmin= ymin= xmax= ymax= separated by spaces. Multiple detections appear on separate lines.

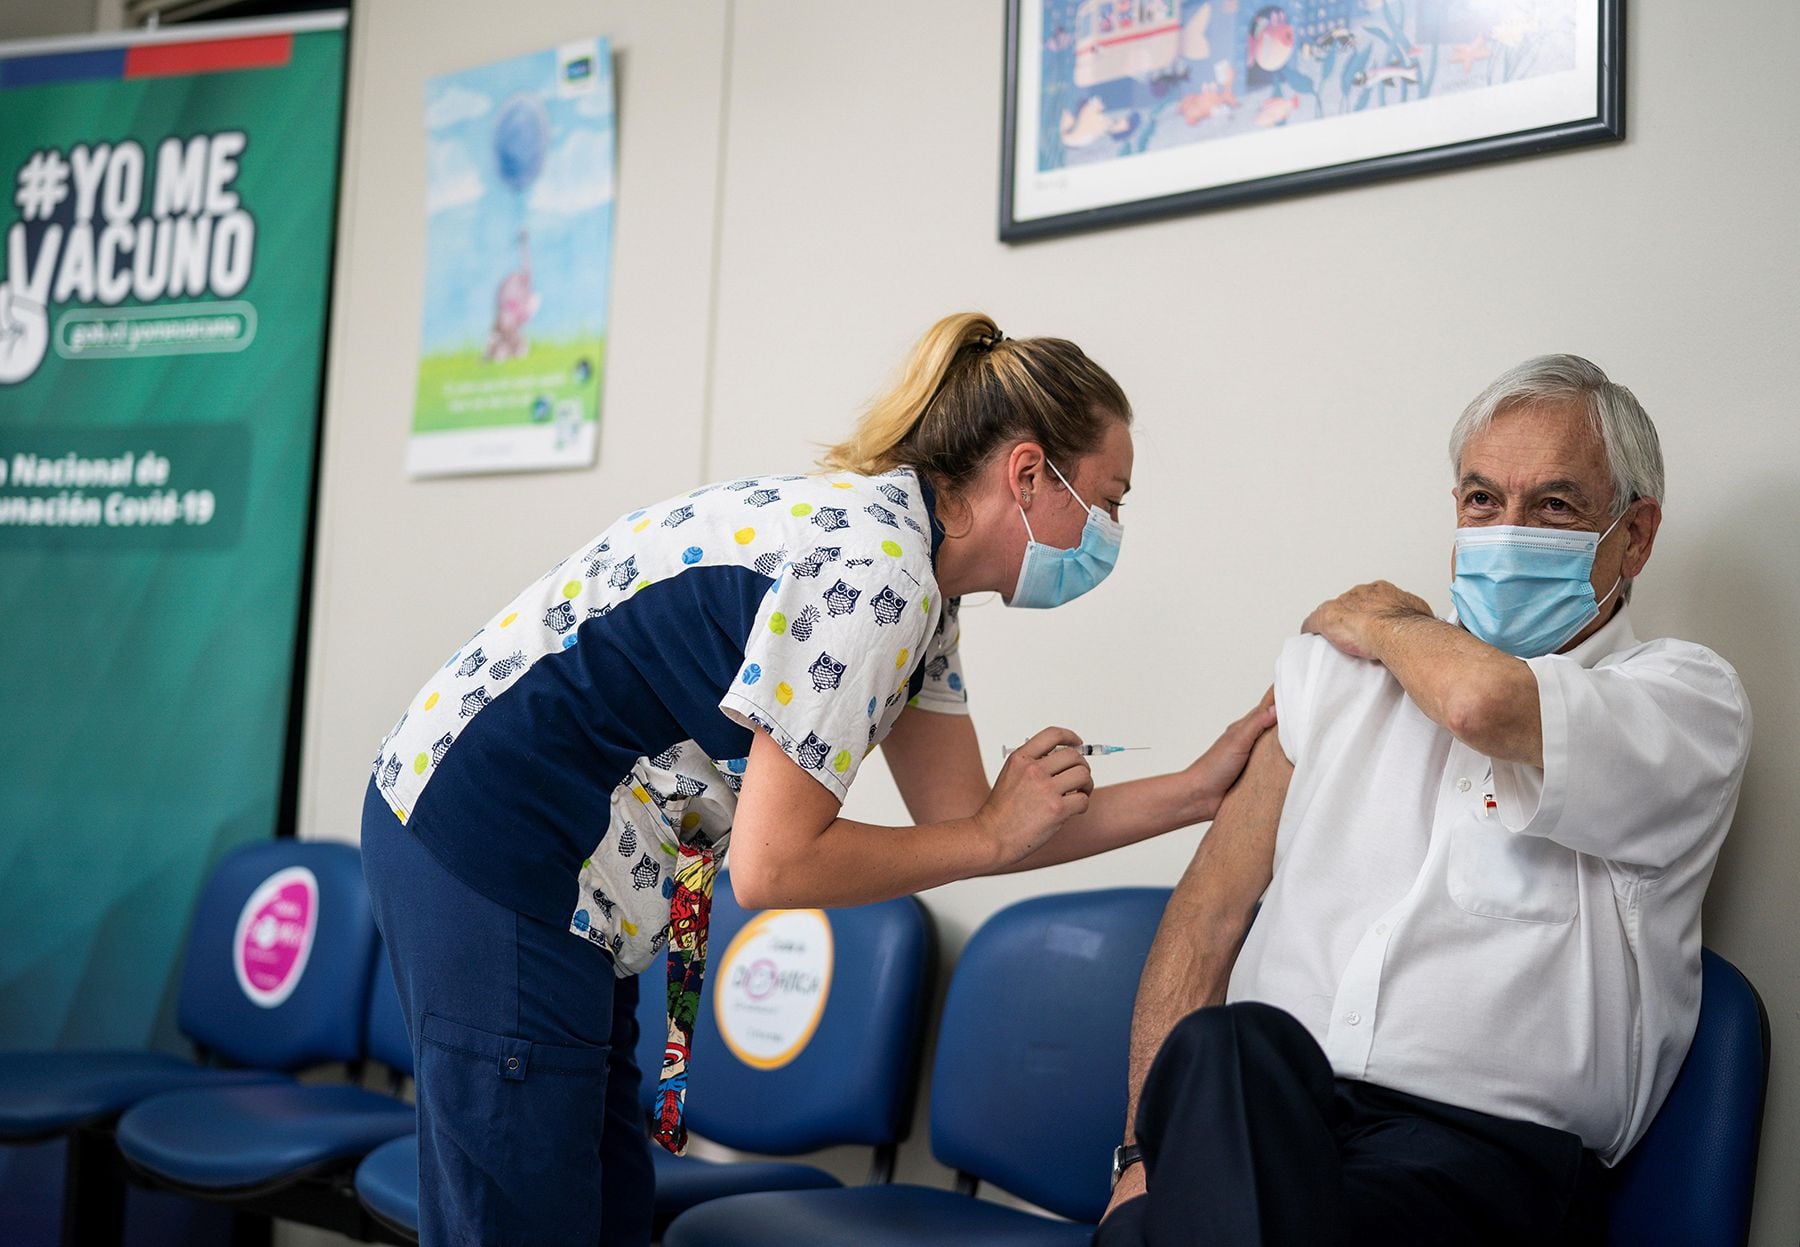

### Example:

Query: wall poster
xmin=409 ymin=39 xmax=617 ymax=477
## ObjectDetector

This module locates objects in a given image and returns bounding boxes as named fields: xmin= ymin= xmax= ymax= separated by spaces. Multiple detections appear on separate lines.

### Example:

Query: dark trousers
xmin=361 ymin=780 xmax=654 ymax=1247
xmin=1096 ymin=1002 xmax=1602 ymax=1247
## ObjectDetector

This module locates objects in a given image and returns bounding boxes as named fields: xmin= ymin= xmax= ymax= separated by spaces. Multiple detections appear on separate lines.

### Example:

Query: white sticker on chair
xmin=713 ymin=909 xmax=834 ymax=1070
xmin=232 ymin=865 xmax=319 ymax=1008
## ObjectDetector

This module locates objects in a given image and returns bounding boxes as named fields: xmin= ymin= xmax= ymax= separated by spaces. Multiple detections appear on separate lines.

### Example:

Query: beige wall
xmin=0 ymin=0 xmax=118 ymax=40
xmin=296 ymin=1 xmax=1799 ymax=1243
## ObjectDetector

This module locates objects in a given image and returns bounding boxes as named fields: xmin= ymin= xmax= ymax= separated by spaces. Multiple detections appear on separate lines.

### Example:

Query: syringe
xmin=1000 ymin=744 xmax=1148 ymax=759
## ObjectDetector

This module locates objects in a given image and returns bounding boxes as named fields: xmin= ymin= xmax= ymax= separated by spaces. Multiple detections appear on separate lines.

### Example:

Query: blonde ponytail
xmin=821 ymin=312 xmax=1129 ymax=492
xmin=822 ymin=313 xmax=1003 ymax=476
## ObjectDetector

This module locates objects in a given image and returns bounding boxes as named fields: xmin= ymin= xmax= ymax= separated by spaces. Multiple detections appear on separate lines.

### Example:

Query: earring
xmin=1021 ymin=489 xmax=1033 ymax=503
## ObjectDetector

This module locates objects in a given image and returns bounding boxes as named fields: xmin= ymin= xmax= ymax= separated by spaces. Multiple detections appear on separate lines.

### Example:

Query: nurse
xmin=361 ymin=312 xmax=1276 ymax=1247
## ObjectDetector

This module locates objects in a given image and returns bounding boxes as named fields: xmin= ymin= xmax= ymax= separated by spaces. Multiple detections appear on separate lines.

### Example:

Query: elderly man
xmin=1098 ymin=356 xmax=1751 ymax=1246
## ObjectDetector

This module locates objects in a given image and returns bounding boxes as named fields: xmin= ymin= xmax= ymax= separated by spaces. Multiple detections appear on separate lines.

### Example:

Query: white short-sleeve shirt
xmin=1227 ymin=607 xmax=1751 ymax=1162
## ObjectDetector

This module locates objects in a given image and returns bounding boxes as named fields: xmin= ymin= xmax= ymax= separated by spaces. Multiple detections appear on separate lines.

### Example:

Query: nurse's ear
xmin=1007 ymin=441 xmax=1049 ymax=509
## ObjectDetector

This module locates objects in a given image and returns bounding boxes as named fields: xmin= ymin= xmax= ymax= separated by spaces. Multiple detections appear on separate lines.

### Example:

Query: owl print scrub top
xmin=370 ymin=467 xmax=969 ymax=1148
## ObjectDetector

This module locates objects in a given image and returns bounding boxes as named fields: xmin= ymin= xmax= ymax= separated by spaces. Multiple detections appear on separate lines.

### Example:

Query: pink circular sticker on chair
xmin=233 ymin=866 xmax=319 ymax=1008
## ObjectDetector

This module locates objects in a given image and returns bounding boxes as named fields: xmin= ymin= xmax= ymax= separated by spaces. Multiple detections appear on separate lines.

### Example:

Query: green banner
xmin=0 ymin=16 xmax=346 ymax=1052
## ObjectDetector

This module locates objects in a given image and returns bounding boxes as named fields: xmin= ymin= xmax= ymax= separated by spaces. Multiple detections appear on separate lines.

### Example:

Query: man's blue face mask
xmin=1006 ymin=459 xmax=1122 ymax=610
xmin=1450 ymin=513 xmax=1626 ymax=658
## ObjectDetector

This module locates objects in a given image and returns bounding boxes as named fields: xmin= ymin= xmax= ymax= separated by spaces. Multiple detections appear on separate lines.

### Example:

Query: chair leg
xmin=59 ymin=1127 xmax=127 ymax=1247
xmin=866 ymin=1142 xmax=898 ymax=1185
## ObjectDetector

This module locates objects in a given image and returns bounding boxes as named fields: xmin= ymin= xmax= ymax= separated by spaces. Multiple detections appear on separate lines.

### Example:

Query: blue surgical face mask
xmin=1450 ymin=514 xmax=1625 ymax=658
xmin=1006 ymin=460 xmax=1123 ymax=610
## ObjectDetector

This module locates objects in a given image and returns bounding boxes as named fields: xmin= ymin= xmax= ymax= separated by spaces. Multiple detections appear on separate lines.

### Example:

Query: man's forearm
xmin=1365 ymin=611 xmax=1543 ymax=766
xmin=1121 ymin=732 xmax=1291 ymax=1146
xmin=1303 ymin=581 xmax=1544 ymax=766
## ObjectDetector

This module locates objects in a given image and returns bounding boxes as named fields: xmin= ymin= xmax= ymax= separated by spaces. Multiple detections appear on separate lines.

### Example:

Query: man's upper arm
xmin=1491 ymin=643 xmax=1751 ymax=870
xmin=1191 ymin=725 xmax=1293 ymax=927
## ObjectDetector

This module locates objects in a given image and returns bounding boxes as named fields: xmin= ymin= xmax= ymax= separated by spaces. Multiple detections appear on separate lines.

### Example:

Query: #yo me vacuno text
xmin=1 ymin=131 xmax=258 ymax=386
xmin=0 ymin=450 xmax=215 ymax=528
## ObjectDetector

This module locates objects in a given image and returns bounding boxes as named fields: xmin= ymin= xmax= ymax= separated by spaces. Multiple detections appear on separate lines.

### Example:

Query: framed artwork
xmin=1001 ymin=0 xmax=1622 ymax=241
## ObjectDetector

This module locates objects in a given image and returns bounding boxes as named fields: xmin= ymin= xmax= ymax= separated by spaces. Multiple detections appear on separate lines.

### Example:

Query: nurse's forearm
xmin=732 ymin=728 xmax=1088 ymax=909
xmin=990 ymin=772 xmax=1211 ymax=874
xmin=729 ymin=813 xmax=1005 ymax=910
xmin=996 ymin=690 xmax=1278 ymax=874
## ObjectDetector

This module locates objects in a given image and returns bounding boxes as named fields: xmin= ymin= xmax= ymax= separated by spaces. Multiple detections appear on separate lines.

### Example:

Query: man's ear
xmin=1622 ymin=498 xmax=1662 ymax=579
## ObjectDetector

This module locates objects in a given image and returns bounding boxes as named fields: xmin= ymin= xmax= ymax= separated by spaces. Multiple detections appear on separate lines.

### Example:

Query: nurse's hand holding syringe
xmin=983 ymin=691 xmax=1278 ymax=877
xmin=977 ymin=726 xmax=1100 ymax=861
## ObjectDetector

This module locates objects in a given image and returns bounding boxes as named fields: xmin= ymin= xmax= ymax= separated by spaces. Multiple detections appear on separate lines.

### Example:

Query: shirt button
xmin=506 ymin=1057 xmax=520 ymax=1070
xmin=1374 ymin=923 xmax=1389 ymax=936
xmin=1456 ymin=777 xmax=1472 ymax=792
xmin=1344 ymin=1011 xmax=1361 ymax=1026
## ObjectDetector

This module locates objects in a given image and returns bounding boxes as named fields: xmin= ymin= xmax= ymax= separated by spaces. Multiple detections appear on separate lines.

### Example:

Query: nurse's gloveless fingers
xmin=1041 ymin=745 xmax=1093 ymax=776
xmin=977 ymin=727 xmax=1095 ymax=867
xmin=1053 ymin=759 xmax=1094 ymax=795
xmin=1016 ymin=725 xmax=1084 ymax=759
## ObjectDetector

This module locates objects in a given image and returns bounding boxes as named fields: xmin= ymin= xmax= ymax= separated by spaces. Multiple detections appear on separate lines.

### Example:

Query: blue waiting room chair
xmin=664 ymin=887 xmax=1171 ymax=1247
xmin=1604 ymin=948 xmax=1771 ymax=1247
xmin=351 ymin=873 xmax=935 ymax=1240
xmin=647 ymin=874 xmax=935 ymax=1231
xmin=0 ymin=839 xmax=379 ymax=1245
xmin=114 ymin=942 xmax=415 ymax=1240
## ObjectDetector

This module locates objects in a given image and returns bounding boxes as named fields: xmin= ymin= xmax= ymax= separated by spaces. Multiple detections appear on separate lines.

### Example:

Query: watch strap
xmin=1110 ymin=1142 xmax=1143 ymax=1189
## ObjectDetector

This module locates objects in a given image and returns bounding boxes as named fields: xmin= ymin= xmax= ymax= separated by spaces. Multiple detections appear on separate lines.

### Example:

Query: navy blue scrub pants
xmin=362 ymin=781 xmax=655 ymax=1247
xmin=1095 ymin=1002 xmax=1602 ymax=1247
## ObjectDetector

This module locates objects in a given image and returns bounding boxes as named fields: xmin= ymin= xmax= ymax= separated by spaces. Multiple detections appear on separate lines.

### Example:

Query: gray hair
xmin=1448 ymin=354 xmax=1665 ymax=519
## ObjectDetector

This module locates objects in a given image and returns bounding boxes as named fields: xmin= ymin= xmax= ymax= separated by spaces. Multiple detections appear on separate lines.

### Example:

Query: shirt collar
xmin=911 ymin=469 xmax=946 ymax=568
xmin=1443 ymin=600 xmax=1638 ymax=668
xmin=1559 ymin=601 xmax=1637 ymax=668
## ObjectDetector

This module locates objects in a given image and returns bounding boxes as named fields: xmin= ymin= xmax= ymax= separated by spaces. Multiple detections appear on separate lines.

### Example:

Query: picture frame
xmin=1000 ymin=0 xmax=1623 ymax=242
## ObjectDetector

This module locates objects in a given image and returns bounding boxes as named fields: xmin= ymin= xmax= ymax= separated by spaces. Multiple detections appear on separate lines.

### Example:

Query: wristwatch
xmin=1110 ymin=1143 xmax=1142 ymax=1190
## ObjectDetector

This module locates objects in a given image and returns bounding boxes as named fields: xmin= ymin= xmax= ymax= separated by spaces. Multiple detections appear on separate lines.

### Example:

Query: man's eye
xmin=1466 ymin=492 xmax=1494 ymax=507
xmin=1543 ymin=498 xmax=1570 ymax=512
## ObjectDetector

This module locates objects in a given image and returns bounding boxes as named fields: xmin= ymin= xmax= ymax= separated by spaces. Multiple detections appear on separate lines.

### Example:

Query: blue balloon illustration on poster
xmin=494 ymin=94 xmax=551 ymax=191
xmin=411 ymin=40 xmax=614 ymax=477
